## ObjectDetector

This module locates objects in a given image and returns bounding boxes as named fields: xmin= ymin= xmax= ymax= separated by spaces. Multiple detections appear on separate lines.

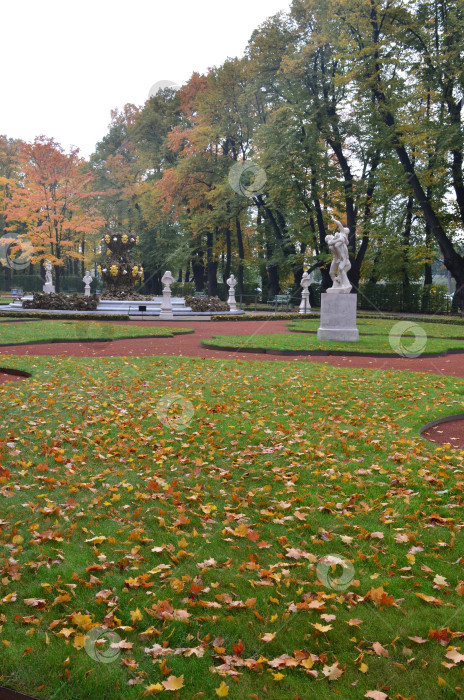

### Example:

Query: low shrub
xmin=185 ymin=296 xmax=228 ymax=312
xmin=22 ymin=292 xmax=99 ymax=311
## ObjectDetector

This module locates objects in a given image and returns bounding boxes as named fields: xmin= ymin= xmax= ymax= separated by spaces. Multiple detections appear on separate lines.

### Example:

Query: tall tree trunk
xmin=369 ymin=4 xmax=464 ymax=313
xmin=206 ymin=230 xmax=218 ymax=296
xmin=235 ymin=217 xmax=245 ymax=295
xmin=191 ymin=245 xmax=205 ymax=292
xmin=225 ymin=225 xmax=231 ymax=284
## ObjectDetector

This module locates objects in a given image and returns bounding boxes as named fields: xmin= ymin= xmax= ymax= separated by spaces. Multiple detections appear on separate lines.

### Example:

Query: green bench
xmin=267 ymin=294 xmax=291 ymax=309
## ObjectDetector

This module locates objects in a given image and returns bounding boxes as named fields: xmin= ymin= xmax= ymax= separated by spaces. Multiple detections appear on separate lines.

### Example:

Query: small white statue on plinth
xmin=299 ymin=271 xmax=312 ymax=314
xmin=160 ymin=270 xmax=174 ymax=320
xmin=227 ymin=274 xmax=237 ymax=312
xmin=43 ymin=259 xmax=55 ymax=293
xmin=83 ymin=270 xmax=92 ymax=296
xmin=326 ymin=217 xmax=352 ymax=294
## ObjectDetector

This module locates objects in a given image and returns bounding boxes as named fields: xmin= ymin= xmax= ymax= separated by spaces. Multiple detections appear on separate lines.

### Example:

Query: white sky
xmin=1 ymin=0 xmax=290 ymax=159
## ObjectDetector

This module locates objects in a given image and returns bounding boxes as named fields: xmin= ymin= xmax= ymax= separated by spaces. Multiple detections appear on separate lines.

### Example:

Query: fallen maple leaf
xmin=372 ymin=642 xmax=389 ymax=657
xmin=130 ymin=608 xmax=143 ymax=624
xmin=261 ymin=632 xmax=276 ymax=643
xmin=215 ymin=681 xmax=229 ymax=696
xmin=162 ymin=674 xmax=184 ymax=691
xmin=322 ymin=662 xmax=343 ymax=680
xmin=408 ymin=636 xmax=428 ymax=644
xmin=311 ymin=623 xmax=332 ymax=633
xmin=445 ymin=648 xmax=464 ymax=663
xmin=364 ymin=692 xmax=388 ymax=700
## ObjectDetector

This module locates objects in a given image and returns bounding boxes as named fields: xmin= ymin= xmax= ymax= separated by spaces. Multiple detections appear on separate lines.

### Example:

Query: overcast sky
xmin=2 ymin=0 xmax=290 ymax=159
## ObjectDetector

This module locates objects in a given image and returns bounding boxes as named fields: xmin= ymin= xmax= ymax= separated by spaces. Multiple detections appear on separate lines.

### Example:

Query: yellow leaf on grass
xmin=162 ymin=675 xmax=184 ymax=691
xmin=215 ymin=681 xmax=229 ymax=696
xmin=272 ymin=672 xmax=285 ymax=681
xmin=130 ymin=608 xmax=143 ymax=624
xmin=71 ymin=613 xmax=93 ymax=630
xmin=261 ymin=632 xmax=276 ymax=643
xmin=311 ymin=623 xmax=332 ymax=633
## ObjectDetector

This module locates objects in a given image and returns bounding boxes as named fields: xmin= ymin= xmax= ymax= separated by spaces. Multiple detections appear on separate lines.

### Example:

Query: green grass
xmin=204 ymin=316 xmax=464 ymax=355
xmin=0 ymin=320 xmax=192 ymax=345
xmin=0 ymin=296 xmax=13 ymax=305
xmin=290 ymin=316 xmax=464 ymax=338
xmin=0 ymin=354 xmax=463 ymax=698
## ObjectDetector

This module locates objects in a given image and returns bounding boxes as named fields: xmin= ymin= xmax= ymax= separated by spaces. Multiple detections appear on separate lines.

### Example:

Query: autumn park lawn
xmin=0 ymin=320 xmax=192 ymax=345
xmin=204 ymin=317 xmax=464 ymax=355
xmin=0 ymin=354 xmax=463 ymax=699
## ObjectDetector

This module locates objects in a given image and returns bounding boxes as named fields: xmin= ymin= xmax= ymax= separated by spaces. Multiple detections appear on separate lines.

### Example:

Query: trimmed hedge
xmin=358 ymin=282 xmax=449 ymax=313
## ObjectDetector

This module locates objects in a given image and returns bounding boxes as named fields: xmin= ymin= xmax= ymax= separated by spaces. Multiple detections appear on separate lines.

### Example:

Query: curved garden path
xmin=1 ymin=318 xmax=463 ymax=447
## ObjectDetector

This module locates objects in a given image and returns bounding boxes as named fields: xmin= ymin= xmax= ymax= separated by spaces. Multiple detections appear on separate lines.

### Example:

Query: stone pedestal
xmin=43 ymin=283 xmax=55 ymax=294
xmin=228 ymin=289 xmax=237 ymax=312
xmin=317 ymin=293 xmax=359 ymax=342
xmin=84 ymin=285 xmax=91 ymax=297
xmin=159 ymin=288 xmax=174 ymax=320
xmin=299 ymin=289 xmax=311 ymax=314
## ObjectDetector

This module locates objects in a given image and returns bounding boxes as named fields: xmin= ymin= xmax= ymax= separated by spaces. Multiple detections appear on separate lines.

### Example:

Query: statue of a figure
xmin=83 ymin=270 xmax=92 ymax=296
xmin=299 ymin=271 xmax=312 ymax=314
xmin=44 ymin=260 xmax=53 ymax=286
xmin=325 ymin=217 xmax=352 ymax=294
xmin=227 ymin=274 xmax=238 ymax=312
xmin=160 ymin=270 xmax=174 ymax=319
xmin=83 ymin=271 xmax=92 ymax=286
xmin=161 ymin=270 xmax=174 ymax=291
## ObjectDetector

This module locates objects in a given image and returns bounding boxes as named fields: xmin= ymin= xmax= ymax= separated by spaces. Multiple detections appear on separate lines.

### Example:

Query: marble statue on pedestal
xmin=326 ymin=217 xmax=352 ymax=294
xmin=227 ymin=274 xmax=237 ymax=312
xmin=160 ymin=270 xmax=174 ymax=319
xmin=43 ymin=260 xmax=55 ymax=293
xmin=299 ymin=271 xmax=312 ymax=314
xmin=318 ymin=216 xmax=358 ymax=341
xmin=83 ymin=271 xmax=92 ymax=296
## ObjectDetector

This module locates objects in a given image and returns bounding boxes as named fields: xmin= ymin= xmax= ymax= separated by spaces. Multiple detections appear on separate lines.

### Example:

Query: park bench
xmin=267 ymin=294 xmax=291 ymax=309
xmin=11 ymin=288 xmax=23 ymax=299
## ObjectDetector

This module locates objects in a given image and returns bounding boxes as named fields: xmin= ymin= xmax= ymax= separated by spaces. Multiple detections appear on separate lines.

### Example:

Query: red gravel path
xmin=1 ymin=318 xmax=463 ymax=448
xmin=422 ymin=418 xmax=464 ymax=449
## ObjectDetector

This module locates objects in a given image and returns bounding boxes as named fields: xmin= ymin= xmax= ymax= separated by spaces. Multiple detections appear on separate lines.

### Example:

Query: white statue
xmin=299 ymin=271 xmax=312 ymax=314
xmin=45 ymin=260 xmax=53 ymax=285
xmin=43 ymin=259 xmax=55 ymax=293
xmin=83 ymin=270 xmax=92 ymax=296
xmin=161 ymin=270 xmax=174 ymax=291
xmin=325 ymin=217 xmax=352 ymax=294
xmin=160 ymin=270 xmax=174 ymax=319
xmin=227 ymin=274 xmax=237 ymax=312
